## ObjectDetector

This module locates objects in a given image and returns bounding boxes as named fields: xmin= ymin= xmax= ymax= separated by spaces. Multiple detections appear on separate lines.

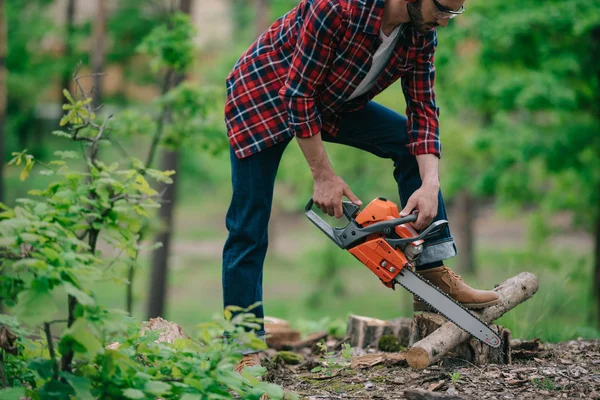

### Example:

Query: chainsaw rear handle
xmin=305 ymin=198 xmax=425 ymax=249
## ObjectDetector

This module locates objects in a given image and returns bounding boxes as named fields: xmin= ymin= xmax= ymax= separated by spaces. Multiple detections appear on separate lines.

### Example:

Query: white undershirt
xmin=348 ymin=25 xmax=401 ymax=101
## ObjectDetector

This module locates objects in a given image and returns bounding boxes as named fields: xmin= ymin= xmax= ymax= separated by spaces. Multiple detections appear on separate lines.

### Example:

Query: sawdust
xmin=263 ymin=338 xmax=600 ymax=399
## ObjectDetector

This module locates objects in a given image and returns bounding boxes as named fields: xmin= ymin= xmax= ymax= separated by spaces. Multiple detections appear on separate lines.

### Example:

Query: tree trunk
xmin=253 ymin=0 xmax=270 ymax=39
xmin=0 ymin=0 xmax=6 ymax=206
xmin=593 ymin=26 xmax=600 ymax=330
xmin=595 ymin=208 xmax=600 ymax=328
xmin=147 ymin=149 xmax=179 ymax=318
xmin=146 ymin=0 xmax=191 ymax=319
xmin=91 ymin=0 xmax=106 ymax=109
xmin=406 ymin=272 xmax=539 ymax=369
xmin=452 ymin=190 xmax=475 ymax=274
xmin=61 ymin=0 xmax=76 ymax=95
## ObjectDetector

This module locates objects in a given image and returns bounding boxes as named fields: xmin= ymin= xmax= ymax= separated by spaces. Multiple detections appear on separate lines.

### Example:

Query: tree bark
xmin=452 ymin=190 xmax=475 ymax=274
xmin=346 ymin=315 xmax=412 ymax=349
xmin=406 ymin=272 xmax=539 ymax=369
xmin=595 ymin=205 xmax=600 ymax=328
xmin=147 ymin=148 xmax=179 ymax=318
xmin=91 ymin=0 xmax=106 ymax=109
xmin=61 ymin=0 xmax=76 ymax=95
xmin=409 ymin=312 xmax=512 ymax=366
xmin=593 ymin=26 xmax=600 ymax=330
xmin=146 ymin=0 xmax=191 ymax=319
xmin=0 ymin=0 xmax=6 ymax=206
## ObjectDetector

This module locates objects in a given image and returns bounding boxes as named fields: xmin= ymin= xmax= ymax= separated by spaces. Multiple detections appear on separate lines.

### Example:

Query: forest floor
xmin=261 ymin=338 xmax=600 ymax=400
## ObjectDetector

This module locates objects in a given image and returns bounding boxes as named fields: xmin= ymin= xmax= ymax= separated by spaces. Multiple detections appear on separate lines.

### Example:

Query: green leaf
xmin=14 ymin=289 xmax=57 ymax=326
xmin=52 ymin=130 xmax=72 ymax=139
xmin=0 ymin=237 xmax=17 ymax=247
xmin=0 ymin=387 xmax=26 ymax=399
xmin=122 ymin=388 xmax=145 ymax=399
xmin=20 ymin=159 xmax=35 ymax=181
xmin=63 ymin=373 xmax=94 ymax=400
xmin=39 ymin=379 xmax=75 ymax=399
xmin=180 ymin=395 xmax=202 ymax=400
xmin=256 ymin=382 xmax=284 ymax=399
xmin=29 ymin=358 xmax=55 ymax=380
xmin=54 ymin=151 xmax=79 ymax=160
xmin=144 ymin=381 xmax=171 ymax=396
xmin=61 ymin=318 xmax=103 ymax=356
xmin=63 ymin=283 xmax=95 ymax=307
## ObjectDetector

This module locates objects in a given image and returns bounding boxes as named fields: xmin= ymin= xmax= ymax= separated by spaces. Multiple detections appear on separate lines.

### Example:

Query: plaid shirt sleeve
xmin=278 ymin=0 xmax=344 ymax=139
xmin=402 ymin=30 xmax=441 ymax=158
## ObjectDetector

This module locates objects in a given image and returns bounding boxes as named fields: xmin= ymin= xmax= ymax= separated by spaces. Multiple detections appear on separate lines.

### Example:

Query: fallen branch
xmin=406 ymin=272 xmax=539 ymax=369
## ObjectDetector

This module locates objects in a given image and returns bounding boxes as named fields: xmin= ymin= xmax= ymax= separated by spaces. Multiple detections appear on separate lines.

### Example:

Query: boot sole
xmin=413 ymin=298 xmax=501 ymax=312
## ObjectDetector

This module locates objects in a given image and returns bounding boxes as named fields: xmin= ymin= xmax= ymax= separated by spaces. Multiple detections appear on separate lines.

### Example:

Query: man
xmin=223 ymin=0 xmax=500 ymax=371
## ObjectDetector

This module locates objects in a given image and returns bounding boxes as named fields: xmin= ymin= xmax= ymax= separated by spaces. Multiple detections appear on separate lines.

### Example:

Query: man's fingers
xmin=334 ymin=201 xmax=343 ymax=218
xmin=343 ymin=186 xmax=362 ymax=206
xmin=400 ymin=197 xmax=417 ymax=217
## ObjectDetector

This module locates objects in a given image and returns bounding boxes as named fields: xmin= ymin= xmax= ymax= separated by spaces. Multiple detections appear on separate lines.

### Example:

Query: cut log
xmin=409 ymin=312 xmax=512 ymax=366
xmin=264 ymin=316 xmax=301 ymax=350
xmin=406 ymin=272 xmax=538 ymax=369
xmin=108 ymin=317 xmax=189 ymax=350
xmin=140 ymin=317 xmax=189 ymax=344
xmin=346 ymin=315 xmax=412 ymax=349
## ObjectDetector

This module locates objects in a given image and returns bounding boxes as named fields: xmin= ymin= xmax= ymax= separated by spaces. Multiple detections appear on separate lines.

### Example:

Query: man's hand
xmin=313 ymin=173 xmax=362 ymax=218
xmin=296 ymin=133 xmax=361 ymax=218
xmin=399 ymin=182 xmax=439 ymax=230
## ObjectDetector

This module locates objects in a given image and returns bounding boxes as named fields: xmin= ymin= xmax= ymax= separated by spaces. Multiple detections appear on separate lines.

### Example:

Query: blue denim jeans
xmin=222 ymin=101 xmax=456 ymax=353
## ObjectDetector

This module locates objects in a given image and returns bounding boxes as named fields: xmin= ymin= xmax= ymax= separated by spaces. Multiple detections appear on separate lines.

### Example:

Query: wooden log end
xmin=406 ymin=346 xmax=431 ymax=369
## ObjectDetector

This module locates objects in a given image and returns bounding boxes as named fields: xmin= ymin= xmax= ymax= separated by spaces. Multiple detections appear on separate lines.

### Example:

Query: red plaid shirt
xmin=225 ymin=0 xmax=440 ymax=159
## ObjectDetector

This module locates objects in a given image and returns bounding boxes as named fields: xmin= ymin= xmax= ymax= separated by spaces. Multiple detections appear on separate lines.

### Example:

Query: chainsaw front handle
xmin=305 ymin=198 xmax=440 ymax=250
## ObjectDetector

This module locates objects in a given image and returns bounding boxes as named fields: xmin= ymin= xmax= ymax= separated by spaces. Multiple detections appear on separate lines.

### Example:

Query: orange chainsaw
xmin=305 ymin=197 xmax=501 ymax=348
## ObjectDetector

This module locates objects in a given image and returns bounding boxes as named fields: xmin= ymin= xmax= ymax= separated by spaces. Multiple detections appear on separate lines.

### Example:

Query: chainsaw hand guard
xmin=304 ymin=197 xmax=447 ymax=250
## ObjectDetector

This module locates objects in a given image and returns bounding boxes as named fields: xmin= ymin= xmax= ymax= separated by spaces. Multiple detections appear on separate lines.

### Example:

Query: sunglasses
xmin=431 ymin=0 xmax=466 ymax=18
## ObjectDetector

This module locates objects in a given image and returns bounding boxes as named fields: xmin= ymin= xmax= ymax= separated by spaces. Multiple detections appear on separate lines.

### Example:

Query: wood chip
xmin=350 ymin=352 xmax=406 ymax=369
xmin=427 ymin=380 xmax=445 ymax=392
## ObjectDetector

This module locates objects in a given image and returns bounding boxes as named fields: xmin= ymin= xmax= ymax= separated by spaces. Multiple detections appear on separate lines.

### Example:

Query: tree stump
xmin=264 ymin=316 xmax=301 ymax=350
xmin=346 ymin=315 xmax=412 ymax=349
xmin=410 ymin=312 xmax=512 ymax=366
xmin=406 ymin=272 xmax=538 ymax=369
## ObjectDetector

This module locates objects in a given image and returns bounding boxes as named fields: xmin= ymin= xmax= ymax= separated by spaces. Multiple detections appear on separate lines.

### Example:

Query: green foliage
xmin=449 ymin=371 xmax=462 ymax=384
xmin=438 ymin=0 xmax=600 ymax=233
xmin=0 ymin=83 xmax=290 ymax=398
xmin=137 ymin=13 xmax=197 ymax=73
xmin=310 ymin=341 xmax=353 ymax=376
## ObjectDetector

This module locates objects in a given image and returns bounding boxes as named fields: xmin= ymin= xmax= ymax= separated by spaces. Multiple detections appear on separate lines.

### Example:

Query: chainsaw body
xmin=305 ymin=197 xmax=447 ymax=288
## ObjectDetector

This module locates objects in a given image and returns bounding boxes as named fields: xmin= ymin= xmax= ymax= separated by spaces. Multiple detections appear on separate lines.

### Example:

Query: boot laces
xmin=442 ymin=267 xmax=463 ymax=289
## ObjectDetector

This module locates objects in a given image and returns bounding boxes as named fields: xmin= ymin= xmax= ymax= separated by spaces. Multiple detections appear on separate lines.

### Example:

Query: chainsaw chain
xmin=394 ymin=268 xmax=501 ymax=347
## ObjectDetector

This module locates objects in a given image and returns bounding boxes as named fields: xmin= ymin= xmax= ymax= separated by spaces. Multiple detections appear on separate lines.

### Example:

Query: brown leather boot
xmin=234 ymin=352 xmax=268 ymax=399
xmin=413 ymin=266 xmax=500 ymax=311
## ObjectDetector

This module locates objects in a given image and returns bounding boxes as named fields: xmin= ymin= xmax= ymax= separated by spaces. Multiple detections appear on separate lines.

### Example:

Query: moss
xmin=378 ymin=334 xmax=402 ymax=352
xmin=273 ymin=351 xmax=304 ymax=365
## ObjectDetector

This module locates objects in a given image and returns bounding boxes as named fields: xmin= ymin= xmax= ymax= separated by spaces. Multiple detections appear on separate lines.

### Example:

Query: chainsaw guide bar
xmin=305 ymin=197 xmax=502 ymax=348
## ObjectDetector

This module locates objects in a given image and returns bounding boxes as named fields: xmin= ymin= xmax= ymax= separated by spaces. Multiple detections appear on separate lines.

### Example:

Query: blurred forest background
xmin=1 ymin=0 xmax=599 ymax=343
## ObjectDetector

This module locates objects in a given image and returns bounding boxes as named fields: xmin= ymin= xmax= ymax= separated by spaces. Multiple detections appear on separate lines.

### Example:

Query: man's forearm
xmin=416 ymin=154 xmax=440 ymax=188
xmin=296 ymin=133 xmax=335 ymax=180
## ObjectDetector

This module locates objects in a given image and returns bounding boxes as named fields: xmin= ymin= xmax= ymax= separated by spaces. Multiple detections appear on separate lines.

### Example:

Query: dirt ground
xmin=262 ymin=338 xmax=600 ymax=400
